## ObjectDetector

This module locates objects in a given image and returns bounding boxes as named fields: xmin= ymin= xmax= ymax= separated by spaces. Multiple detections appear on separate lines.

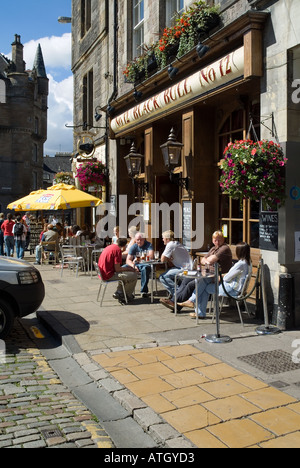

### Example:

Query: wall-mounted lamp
xmin=133 ymin=88 xmax=143 ymax=102
xmin=124 ymin=142 xmax=148 ymax=193
xmin=107 ymin=105 xmax=115 ymax=117
xmin=168 ymin=63 xmax=179 ymax=80
xmin=160 ymin=128 xmax=189 ymax=190
xmin=196 ymin=42 xmax=209 ymax=59
xmin=94 ymin=106 xmax=102 ymax=122
xmin=58 ymin=16 xmax=72 ymax=24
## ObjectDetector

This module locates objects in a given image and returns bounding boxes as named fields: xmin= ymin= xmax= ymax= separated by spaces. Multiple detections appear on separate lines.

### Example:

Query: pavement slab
xmin=25 ymin=262 xmax=300 ymax=448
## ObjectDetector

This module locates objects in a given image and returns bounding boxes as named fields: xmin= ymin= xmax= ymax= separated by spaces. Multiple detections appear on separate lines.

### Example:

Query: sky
xmin=0 ymin=0 xmax=73 ymax=156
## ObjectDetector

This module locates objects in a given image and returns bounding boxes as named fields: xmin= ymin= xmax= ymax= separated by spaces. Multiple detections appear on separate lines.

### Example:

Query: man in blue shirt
xmin=126 ymin=233 xmax=154 ymax=297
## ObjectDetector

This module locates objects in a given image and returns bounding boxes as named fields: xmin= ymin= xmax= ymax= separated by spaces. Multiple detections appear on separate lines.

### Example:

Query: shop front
xmin=110 ymin=12 xmax=267 ymax=256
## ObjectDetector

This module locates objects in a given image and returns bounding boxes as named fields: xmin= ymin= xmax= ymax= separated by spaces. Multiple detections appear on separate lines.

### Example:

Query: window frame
xmin=218 ymin=108 xmax=260 ymax=248
xmin=133 ymin=0 xmax=145 ymax=57
xmin=166 ymin=0 xmax=184 ymax=27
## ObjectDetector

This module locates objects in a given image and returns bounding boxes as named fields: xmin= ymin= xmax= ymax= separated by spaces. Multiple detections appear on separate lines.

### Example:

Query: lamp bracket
xmin=169 ymin=171 xmax=189 ymax=190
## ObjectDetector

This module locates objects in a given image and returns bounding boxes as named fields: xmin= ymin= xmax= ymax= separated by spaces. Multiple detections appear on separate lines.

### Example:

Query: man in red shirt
xmin=98 ymin=238 xmax=138 ymax=303
xmin=1 ymin=213 xmax=15 ymax=257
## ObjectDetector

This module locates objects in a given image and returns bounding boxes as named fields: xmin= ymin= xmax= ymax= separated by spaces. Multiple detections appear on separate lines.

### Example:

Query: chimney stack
xmin=11 ymin=34 xmax=25 ymax=73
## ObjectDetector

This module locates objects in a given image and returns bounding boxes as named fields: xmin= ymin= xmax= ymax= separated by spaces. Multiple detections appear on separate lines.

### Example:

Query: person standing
xmin=13 ymin=215 xmax=27 ymax=259
xmin=22 ymin=212 xmax=31 ymax=251
xmin=0 ymin=213 xmax=5 ymax=256
xmin=1 ymin=213 xmax=15 ymax=257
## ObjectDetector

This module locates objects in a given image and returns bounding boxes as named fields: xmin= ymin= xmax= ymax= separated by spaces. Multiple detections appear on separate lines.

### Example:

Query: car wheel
xmin=0 ymin=299 xmax=15 ymax=339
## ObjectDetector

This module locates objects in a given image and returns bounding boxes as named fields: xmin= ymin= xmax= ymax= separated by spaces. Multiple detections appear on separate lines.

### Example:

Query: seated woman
xmin=180 ymin=242 xmax=251 ymax=319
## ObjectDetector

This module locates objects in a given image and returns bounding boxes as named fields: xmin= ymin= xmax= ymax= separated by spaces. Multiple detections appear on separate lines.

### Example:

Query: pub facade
xmin=72 ymin=0 xmax=300 ymax=326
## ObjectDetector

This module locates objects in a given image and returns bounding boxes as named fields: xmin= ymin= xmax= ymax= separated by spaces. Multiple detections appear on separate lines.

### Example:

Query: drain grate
xmin=41 ymin=429 xmax=63 ymax=440
xmin=238 ymin=349 xmax=300 ymax=375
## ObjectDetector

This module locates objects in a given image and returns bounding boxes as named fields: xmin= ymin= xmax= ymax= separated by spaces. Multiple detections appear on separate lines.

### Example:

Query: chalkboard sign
xmin=182 ymin=201 xmax=192 ymax=251
xmin=259 ymin=211 xmax=278 ymax=251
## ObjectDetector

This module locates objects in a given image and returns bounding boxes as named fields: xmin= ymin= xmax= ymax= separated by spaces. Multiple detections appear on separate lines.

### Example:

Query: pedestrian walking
xmin=0 ymin=213 xmax=5 ymax=256
xmin=1 ymin=213 xmax=15 ymax=257
xmin=13 ymin=215 xmax=27 ymax=259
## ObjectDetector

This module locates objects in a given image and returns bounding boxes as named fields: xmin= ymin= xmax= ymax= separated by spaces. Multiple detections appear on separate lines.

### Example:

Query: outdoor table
xmin=174 ymin=269 xmax=215 ymax=325
xmin=75 ymin=244 xmax=98 ymax=274
xmin=136 ymin=260 xmax=166 ymax=303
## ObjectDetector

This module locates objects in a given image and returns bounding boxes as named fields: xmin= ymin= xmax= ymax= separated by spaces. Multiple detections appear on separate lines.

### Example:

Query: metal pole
xmin=256 ymin=259 xmax=281 ymax=335
xmin=206 ymin=263 xmax=232 ymax=344
xmin=196 ymin=277 xmax=199 ymax=326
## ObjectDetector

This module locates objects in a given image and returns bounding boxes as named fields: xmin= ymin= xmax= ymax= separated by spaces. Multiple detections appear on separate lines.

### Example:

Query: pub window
xmin=82 ymin=70 xmax=94 ymax=129
xmin=133 ymin=0 xmax=145 ymax=57
xmin=166 ymin=0 xmax=184 ymax=27
xmin=81 ymin=0 xmax=92 ymax=38
xmin=219 ymin=107 xmax=260 ymax=248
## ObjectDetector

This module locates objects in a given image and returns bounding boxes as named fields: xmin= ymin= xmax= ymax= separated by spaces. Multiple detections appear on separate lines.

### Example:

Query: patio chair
xmin=93 ymin=261 xmax=128 ymax=306
xmin=40 ymin=241 xmax=59 ymax=265
xmin=90 ymin=249 xmax=104 ymax=278
xmin=212 ymin=263 xmax=253 ymax=326
xmin=60 ymin=245 xmax=85 ymax=277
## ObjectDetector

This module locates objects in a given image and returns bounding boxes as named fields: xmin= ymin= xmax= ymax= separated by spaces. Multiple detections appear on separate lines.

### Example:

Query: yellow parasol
xmin=7 ymin=183 xmax=103 ymax=211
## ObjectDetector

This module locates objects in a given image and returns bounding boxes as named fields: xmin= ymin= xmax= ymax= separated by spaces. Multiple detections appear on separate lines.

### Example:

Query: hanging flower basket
xmin=53 ymin=172 xmax=75 ymax=186
xmin=75 ymin=161 xmax=106 ymax=192
xmin=219 ymin=140 xmax=288 ymax=209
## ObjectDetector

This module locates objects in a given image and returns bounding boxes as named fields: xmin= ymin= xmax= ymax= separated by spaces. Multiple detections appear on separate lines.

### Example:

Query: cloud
xmin=23 ymin=33 xmax=72 ymax=75
xmin=45 ymin=74 xmax=74 ymax=156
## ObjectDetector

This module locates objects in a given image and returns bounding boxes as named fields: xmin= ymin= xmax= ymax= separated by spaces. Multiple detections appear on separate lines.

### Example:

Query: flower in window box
xmin=53 ymin=172 xmax=75 ymax=186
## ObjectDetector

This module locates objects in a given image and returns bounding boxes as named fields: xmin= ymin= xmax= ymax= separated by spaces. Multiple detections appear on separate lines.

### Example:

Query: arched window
xmin=218 ymin=104 xmax=260 ymax=248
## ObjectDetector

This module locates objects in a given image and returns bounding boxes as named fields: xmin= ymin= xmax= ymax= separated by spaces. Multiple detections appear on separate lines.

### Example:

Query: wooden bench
xmin=229 ymin=246 xmax=261 ymax=305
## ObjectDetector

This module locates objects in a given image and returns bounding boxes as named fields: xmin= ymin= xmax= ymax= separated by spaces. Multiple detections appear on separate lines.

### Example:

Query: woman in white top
xmin=185 ymin=242 xmax=251 ymax=318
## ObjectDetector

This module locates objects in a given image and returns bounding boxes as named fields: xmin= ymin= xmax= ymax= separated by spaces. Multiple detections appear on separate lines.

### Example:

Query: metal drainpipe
xmin=105 ymin=0 xmax=118 ymax=202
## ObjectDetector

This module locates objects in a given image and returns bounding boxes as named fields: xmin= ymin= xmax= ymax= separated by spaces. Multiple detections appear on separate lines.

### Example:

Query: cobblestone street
xmin=0 ymin=319 xmax=114 ymax=448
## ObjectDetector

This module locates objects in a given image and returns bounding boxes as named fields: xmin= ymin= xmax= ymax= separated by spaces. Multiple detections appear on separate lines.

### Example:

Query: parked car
xmin=0 ymin=257 xmax=45 ymax=339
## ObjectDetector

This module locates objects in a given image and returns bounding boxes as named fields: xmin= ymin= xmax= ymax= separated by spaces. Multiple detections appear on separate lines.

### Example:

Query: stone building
xmin=71 ymin=0 xmax=300 ymax=326
xmin=43 ymin=152 xmax=73 ymax=188
xmin=0 ymin=35 xmax=48 ymax=214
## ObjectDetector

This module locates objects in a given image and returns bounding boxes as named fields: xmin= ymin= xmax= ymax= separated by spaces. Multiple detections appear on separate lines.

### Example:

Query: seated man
xmin=159 ymin=230 xmax=191 ymax=297
xmin=126 ymin=233 xmax=154 ymax=297
xmin=161 ymin=231 xmax=232 ymax=312
xmin=98 ymin=238 xmax=138 ymax=303
xmin=34 ymin=224 xmax=59 ymax=265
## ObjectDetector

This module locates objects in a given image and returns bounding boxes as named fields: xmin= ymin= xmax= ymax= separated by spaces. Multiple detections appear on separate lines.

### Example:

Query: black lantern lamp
xmin=160 ymin=128 xmax=189 ymax=189
xmin=124 ymin=142 xmax=148 ymax=192
xmin=124 ymin=142 xmax=144 ymax=178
